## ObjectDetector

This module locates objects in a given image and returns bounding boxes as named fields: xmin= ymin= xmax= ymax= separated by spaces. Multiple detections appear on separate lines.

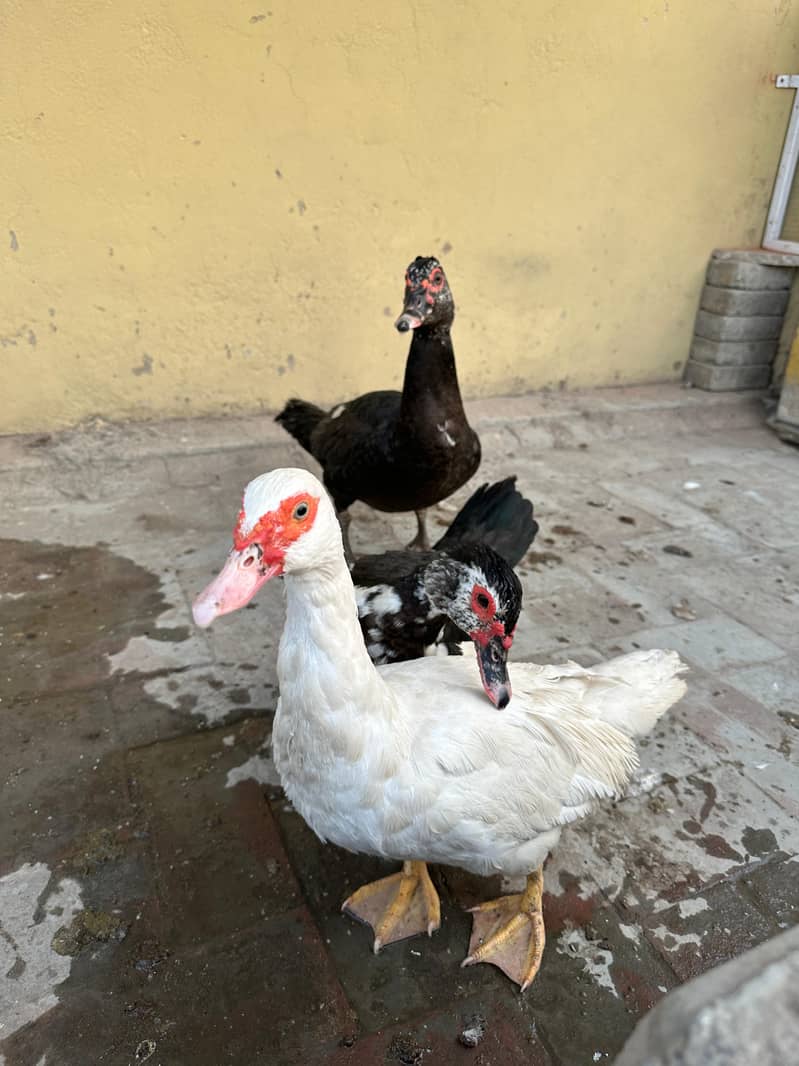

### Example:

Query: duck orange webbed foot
xmin=461 ymin=867 xmax=545 ymax=991
xmin=342 ymin=860 xmax=441 ymax=952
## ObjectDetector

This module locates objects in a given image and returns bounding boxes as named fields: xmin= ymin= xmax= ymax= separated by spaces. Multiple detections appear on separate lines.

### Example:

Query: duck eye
xmin=476 ymin=593 xmax=490 ymax=610
xmin=293 ymin=501 xmax=309 ymax=520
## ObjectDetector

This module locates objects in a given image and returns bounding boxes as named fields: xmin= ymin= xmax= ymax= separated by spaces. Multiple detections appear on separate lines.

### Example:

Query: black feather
xmin=351 ymin=480 xmax=535 ymax=665
xmin=275 ymin=398 xmax=327 ymax=454
xmin=433 ymin=476 xmax=538 ymax=567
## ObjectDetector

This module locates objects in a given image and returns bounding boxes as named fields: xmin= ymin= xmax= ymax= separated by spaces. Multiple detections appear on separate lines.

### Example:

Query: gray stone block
xmin=683 ymin=359 xmax=771 ymax=391
xmin=707 ymin=256 xmax=793 ymax=290
xmin=695 ymin=310 xmax=783 ymax=342
xmin=689 ymin=335 xmax=778 ymax=367
xmin=712 ymin=247 xmax=799 ymax=268
xmin=700 ymin=285 xmax=789 ymax=317
xmin=614 ymin=926 xmax=799 ymax=1066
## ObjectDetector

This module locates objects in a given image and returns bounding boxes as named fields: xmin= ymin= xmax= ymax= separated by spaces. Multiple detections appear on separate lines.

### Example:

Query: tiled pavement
xmin=0 ymin=385 xmax=797 ymax=1065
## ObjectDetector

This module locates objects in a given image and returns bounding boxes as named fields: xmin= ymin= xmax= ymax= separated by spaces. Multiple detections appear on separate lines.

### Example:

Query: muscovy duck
xmin=353 ymin=477 xmax=539 ymax=707
xmin=275 ymin=256 xmax=480 ymax=551
xmin=193 ymin=468 xmax=687 ymax=991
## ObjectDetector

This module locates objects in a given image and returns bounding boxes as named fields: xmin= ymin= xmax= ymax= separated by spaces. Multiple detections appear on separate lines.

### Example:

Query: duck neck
xmin=279 ymin=555 xmax=385 ymax=707
xmin=400 ymin=323 xmax=465 ymax=421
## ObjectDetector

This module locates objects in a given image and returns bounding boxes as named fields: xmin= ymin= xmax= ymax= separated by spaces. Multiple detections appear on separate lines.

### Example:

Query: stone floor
xmin=0 ymin=384 xmax=797 ymax=1066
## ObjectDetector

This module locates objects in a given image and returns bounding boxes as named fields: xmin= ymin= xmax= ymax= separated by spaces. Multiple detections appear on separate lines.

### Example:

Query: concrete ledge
xmin=683 ymin=359 xmax=772 ymax=391
xmin=700 ymin=285 xmax=789 ymax=317
xmin=614 ymin=926 xmax=799 ymax=1066
xmin=689 ymin=336 xmax=778 ymax=367
xmin=695 ymin=310 xmax=784 ymax=342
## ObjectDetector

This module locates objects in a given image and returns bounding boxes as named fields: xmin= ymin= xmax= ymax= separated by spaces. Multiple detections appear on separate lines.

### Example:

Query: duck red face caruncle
xmin=395 ymin=255 xmax=454 ymax=333
xmin=468 ymin=582 xmax=516 ymax=710
xmin=192 ymin=492 xmax=319 ymax=627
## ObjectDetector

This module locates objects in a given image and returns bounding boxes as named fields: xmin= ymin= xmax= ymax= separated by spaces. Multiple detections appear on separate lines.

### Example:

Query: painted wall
xmin=2 ymin=1 xmax=797 ymax=433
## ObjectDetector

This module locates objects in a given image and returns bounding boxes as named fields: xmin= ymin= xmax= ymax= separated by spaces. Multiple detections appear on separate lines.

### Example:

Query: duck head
xmin=395 ymin=256 xmax=454 ymax=333
xmin=193 ymin=468 xmax=339 ymax=627
xmin=423 ymin=546 xmax=522 ymax=709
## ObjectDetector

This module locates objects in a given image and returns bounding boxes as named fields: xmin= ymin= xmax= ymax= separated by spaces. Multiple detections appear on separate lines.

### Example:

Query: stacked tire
xmin=683 ymin=251 xmax=793 ymax=391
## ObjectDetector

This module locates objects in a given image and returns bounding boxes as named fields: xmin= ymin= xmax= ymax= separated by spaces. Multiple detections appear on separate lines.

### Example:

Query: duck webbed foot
xmin=405 ymin=509 xmax=430 ymax=551
xmin=342 ymin=860 xmax=441 ymax=952
xmin=461 ymin=866 xmax=545 ymax=991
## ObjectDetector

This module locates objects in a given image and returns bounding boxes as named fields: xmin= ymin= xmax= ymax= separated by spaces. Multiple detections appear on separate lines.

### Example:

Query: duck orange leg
xmin=342 ymin=860 xmax=441 ymax=953
xmin=461 ymin=866 xmax=545 ymax=991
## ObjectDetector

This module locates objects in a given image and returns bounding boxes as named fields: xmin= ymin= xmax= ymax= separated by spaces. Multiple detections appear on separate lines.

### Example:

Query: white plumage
xmin=195 ymin=467 xmax=688 ymax=987
xmin=275 ymin=559 xmax=685 ymax=879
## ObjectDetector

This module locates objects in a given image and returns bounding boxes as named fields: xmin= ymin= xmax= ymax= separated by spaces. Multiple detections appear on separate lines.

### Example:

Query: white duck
xmin=193 ymin=468 xmax=687 ymax=991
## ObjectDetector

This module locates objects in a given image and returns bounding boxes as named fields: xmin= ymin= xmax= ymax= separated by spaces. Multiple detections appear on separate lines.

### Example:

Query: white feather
xmin=249 ymin=469 xmax=687 ymax=880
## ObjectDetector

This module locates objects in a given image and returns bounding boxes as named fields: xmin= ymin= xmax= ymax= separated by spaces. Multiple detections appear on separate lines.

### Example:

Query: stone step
xmin=683 ymin=359 xmax=771 ymax=391
xmin=695 ymin=310 xmax=784 ymax=342
xmin=700 ymin=285 xmax=789 ymax=317
xmin=689 ymin=335 xmax=778 ymax=367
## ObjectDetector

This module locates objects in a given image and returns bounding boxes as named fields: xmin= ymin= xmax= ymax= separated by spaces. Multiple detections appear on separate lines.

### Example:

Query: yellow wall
xmin=2 ymin=1 xmax=798 ymax=433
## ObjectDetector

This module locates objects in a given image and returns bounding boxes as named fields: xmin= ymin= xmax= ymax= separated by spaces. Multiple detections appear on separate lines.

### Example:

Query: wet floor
xmin=1 ymin=385 xmax=797 ymax=1064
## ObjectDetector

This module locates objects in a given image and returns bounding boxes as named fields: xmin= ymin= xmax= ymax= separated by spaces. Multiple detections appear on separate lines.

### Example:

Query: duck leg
xmin=461 ymin=866 xmax=545 ymax=991
xmin=406 ymin=509 xmax=430 ymax=551
xmin=342 ymin=860 xmax=441 ymax=953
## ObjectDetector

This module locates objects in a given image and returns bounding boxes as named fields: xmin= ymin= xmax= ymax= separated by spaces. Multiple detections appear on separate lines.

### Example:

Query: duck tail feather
xmin=433 ymin=477 xmax=538 ymax=566
xmin=275 ymin=398 xmax=327 ymax=453
xmin=592 ymin=649 xmax=688 ymax=738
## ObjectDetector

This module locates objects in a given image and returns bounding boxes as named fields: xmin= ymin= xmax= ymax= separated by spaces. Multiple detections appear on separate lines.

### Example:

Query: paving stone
xmin=689 ymin=334 xmax=779 ymax=367
xmin=572 ymin=763 xmax=799 ymax=917
xmin=599 ymin=479 xmax=755 ymax=554
xmin=127 ymin=724 xmax=300 ymax=947
xmin=0 ymin=688 xmax=130 ymax=871
xmin=671 ymin=667 xmax=795 ymax=765
xmin=268 ymin=802 xmax=497 ymax=1033
xmin=694 ymin=310 xmax=784 ymax=343
xmin=0 ymin=537 xmax=205 ymax=701
xmin=741 ymin=856 xmax=799 ymax=929
xmin=516 ymin=895 xmax=677 ymax=1065
xmin=612 ymin=615 xmax=784 ymax=672
xmin=518 ymin=579 xmax=658 ymax=651
xmin=321 ymin=998 xmax=552 ymax=1066
xmin=164 ymin=441 xmax=308 ymax=489
xmin=641 ymin=879 xmax=778 ymax=983
xmin=727 ymin=657 xmax=799 ymax=714
xmin=700 ymin=285 xmax=790 ymax=317
xmin=683 ymin=359 xmax=772 ymax=391
xmin=644 ymin=548 xmax=798 ymax=650
xmin=648 ymin=461 xmax=799 ymax=551
xmin=3 ymin=386 xmax=799 ymax=1066
xmin=706 ymin=255 xmax=794 ymax=290
xmin=3 ymin=909 xmax=355 ymax=1066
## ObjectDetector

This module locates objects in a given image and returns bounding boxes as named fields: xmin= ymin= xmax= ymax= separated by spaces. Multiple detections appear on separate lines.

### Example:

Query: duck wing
xmin=366 ymin=655 xmax=651 ymax=874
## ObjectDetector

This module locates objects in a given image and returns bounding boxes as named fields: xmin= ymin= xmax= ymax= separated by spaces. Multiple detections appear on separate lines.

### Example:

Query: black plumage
xmin=276 ymin=256 xmax=481 ymax=550
xmin=351 ymin=477 xmax=538 ymax=666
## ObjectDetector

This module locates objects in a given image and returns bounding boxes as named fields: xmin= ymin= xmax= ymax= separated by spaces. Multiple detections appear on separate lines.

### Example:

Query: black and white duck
xmin=353 ymin=477 xmax=538 ymax=707
xmin=275 ymin=256 xmax=481 ymax=552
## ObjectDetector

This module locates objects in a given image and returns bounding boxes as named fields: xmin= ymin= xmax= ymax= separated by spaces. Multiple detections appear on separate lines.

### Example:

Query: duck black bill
xmin=474 ymin=635 xmax=512 ymax=709
xmin=395 ymin=295 xmax=427 ymax=332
